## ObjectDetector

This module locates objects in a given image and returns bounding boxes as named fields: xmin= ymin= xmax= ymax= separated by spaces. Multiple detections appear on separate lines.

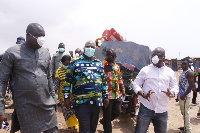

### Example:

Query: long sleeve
xmin=169 ymin=71 xmax=179 ymax=95
xmin=53 ymin=69 xmax=60 ymax=91
xmin=50 ymin=54 xmax=55 ymax=75
xmin=101 ymin=71 xmax=108 ymax=99
xmin=118 ymin=71 xmax=125 ymax=93
xmin=132 ymin=69 xmax=145 ymax=94
xmin=47 ymin=60 xmax=57 ymax=102
xmin=63 ymin=63 xmax=73 ymax=99
xmin=0 ymin=51 xmax=13 ymax=115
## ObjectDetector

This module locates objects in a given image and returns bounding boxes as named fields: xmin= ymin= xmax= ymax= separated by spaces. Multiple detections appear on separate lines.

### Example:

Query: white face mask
xmin=37 ymin=37 xmax=45 ymax=46
xmin=152 ymin=55 xmax=159 ymax=64
xmin=29 ymin=33 xmax=45 ymax=46
xmin=75 ymin=53 xmax=79 ymax=57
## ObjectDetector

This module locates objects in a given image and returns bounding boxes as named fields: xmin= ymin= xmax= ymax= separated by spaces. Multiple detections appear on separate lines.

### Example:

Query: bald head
xmin=25 ymin=23 xmax=45 ymax=50
xmin=151 ymin=47 xmax=165 ymax=68
xmin=84 ymin=40 xmax=95 ymax=49
xmin=26 ymin=23 xmax=45 ymax=36
xmin=152 ymin=47 xmax=165 ymax=56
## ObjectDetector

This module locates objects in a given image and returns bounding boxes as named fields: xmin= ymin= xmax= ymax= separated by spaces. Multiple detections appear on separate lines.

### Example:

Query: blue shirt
xmin=63 ymin=55 xmax=108 ymax=107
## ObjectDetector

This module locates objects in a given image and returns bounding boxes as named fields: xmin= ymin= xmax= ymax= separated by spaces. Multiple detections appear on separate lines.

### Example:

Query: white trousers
xmin=178 ymin=96 xmax=191 ymax=133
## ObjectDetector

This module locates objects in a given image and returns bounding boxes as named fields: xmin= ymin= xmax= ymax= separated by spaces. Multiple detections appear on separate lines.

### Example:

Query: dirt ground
xmin=1 ymin=70 xmax=200 ymax=133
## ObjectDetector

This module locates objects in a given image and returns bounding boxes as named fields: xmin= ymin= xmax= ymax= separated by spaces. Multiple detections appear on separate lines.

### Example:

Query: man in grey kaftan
xmin=0 ymin=23 xmax=57 ymax=133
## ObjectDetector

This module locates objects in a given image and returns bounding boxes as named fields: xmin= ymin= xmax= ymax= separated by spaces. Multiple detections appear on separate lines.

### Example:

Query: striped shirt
xmin=54 ymin=65 xmax=67 ymax=102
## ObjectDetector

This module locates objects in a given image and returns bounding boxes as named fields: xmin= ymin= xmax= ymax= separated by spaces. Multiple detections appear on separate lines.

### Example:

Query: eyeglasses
xmin=28 ymin=33 xmax=44 ymax=40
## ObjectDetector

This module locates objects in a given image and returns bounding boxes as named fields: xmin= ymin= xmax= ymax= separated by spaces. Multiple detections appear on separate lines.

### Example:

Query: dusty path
xmin=1 ymin=70 xmax=200 ymax=133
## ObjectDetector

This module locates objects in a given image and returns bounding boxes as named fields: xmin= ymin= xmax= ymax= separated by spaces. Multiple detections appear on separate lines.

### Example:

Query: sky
xmin=0 ymin=0 xmax=199 ymax=59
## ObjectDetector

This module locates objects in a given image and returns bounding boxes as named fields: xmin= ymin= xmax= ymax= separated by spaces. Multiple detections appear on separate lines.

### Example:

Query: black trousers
xmin=192 ymin=91 xmax=197 ymax=104
xmin=192 ymin=84 xmax=198 ymax=104
xmin=103 ymin=99 xmax=122 ymax=133
xmin=75 ymin=103 xmax=100 ymax=133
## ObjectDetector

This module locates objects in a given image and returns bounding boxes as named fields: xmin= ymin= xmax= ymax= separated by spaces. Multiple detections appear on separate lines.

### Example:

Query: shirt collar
xmin=103 ymin=59 xmax=116 ymax=66
xmin=151 ymin=62 xmax=166 ymax=68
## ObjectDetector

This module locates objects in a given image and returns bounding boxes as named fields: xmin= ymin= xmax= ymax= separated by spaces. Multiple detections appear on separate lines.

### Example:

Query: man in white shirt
xmin=132 ymin=47 xmax=179 ymax=133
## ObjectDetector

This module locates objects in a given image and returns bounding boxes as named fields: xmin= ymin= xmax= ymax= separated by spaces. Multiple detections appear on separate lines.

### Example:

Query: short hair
xmin=58 ymin=43 xmax=65 ymax=47
xmin=105 ymin=48 xmax=116 ymax=55
xmin=61 ymin=55 xmax=71 ymax=62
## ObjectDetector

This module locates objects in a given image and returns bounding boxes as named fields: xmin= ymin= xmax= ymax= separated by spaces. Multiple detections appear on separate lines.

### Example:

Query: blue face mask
xmin=63 ymin=65 xmax=68 ymax=69
xmin=84 ymin=47 xmax=95 ymax=57
xmin=189 ymin=63 xmax=193 ymax=66
xmin=59 ymin=48 xmax=65 ymax=53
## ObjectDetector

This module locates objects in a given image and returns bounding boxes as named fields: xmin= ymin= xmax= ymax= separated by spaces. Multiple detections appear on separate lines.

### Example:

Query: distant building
xmin=165 ymin=56 xmax=200 ymax=71
xmin=164 ymin=58 xmax=178 ymax=71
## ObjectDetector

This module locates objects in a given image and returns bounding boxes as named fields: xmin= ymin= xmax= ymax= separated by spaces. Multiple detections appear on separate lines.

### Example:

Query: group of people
xmin=0 ymin=23 xmax=125 ymax=133
xmin=0 ymin=22 xmax=199 ymax=133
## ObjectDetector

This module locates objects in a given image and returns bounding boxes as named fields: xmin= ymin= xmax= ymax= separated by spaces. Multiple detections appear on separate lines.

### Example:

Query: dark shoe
xmin=175 ymin=98 xmax=179 ymax=102
xmin=178 ymin=127 xmax=184 ymax=131
xmin=192 ymin=103 xmax=199 ymax=105
xmin=99 ymin=118 xmax=103 ymax=125
xmin=179 ymin=132 xmax=185 ymax=133
xmin=197 ymin=113 xmax=200 ymax=119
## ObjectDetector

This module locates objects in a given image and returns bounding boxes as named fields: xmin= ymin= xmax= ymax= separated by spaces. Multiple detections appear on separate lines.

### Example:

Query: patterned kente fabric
xmin=63 ymin=55 xmax=108 ymax=107
xmin=102 ymin=59 xmax=125 ymax=99
xmin=178 ymin=69 xmax=191 ymax=97
xmin=54 ymin=65 xmax=67 ymax=103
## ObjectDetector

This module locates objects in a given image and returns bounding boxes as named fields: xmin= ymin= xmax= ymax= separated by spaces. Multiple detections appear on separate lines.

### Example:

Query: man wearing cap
xmin=0 ymin=23 xmax=57 ymax=133
xmin=16 ymin=36 xmax=25 ymax=44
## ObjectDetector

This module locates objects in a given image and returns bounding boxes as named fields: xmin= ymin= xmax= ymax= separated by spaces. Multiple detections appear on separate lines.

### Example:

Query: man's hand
xmin=64 ymin=99 xmax=71 ymax=109
xmin=161 ymin=88 xmax=174 ymax=98
xmin=122 ymin=92 xmax=126 ymax=97
xmin=180 ymin=95 xmax=186 ymax=100
xmin=192 ymin=88 xmax=196 ymax=92
xmin=142 ymin=90 xmax=155 ymax=101
xmin=103 ymin=99 xmax=109 ymax=108
xmin=0 ymin=115 xmax=7 ymax=129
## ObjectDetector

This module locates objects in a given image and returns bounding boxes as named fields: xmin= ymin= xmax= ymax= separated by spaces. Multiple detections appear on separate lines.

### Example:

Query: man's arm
xmin=132 ymin=69 xmax=154 ymax=101
xmin=118 ymin=71 xmax=125 ymax=96
xmin=0 ymin=51 xmax=13 ymax=127
xmin=162 ymin=71 xmax=179 ymax=97
xmin=50 ymin=54 xmax=55 ymax=77
xmin=101 ymin=70 xmax=109 ymax=108
xmin=63 ymin=64 xmax=74 ymax=109
xmin=181 ymin=70 xmax=195 ymax=100
xmin=47 ymin=62 xmax=57 ymax=101
xmin=53 ymin=69 xmax=60 ymax=91
xmin=0 ymin=51 xmax=13 ymax=115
